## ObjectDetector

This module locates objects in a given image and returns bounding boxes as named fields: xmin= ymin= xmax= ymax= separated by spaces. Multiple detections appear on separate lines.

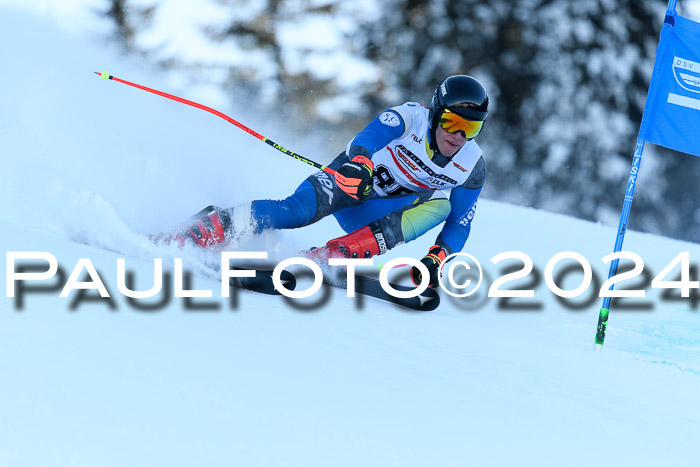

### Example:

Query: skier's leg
xmin=169 ymin=153 xmax=363 ymax=247
xmin=247 ymin=168 xmax=360 ymax=232
xmin=312 ymin=191 xmax=452 ymax=259
xmin=372 ymin=191 xmax=453 ymax=247
xmin=241 ymin=152 xmax=364 ymax=232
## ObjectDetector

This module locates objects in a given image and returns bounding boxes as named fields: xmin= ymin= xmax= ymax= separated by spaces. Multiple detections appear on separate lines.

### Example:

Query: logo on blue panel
xmin=672 ymin=56 xmax=700 ymax=93
xmin=667 ymin=56 xmax=700 ymax=111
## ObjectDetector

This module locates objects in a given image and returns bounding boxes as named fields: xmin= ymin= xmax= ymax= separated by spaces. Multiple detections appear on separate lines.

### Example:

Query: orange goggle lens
xmin=439 ymin=109 xmax=483 ymax=139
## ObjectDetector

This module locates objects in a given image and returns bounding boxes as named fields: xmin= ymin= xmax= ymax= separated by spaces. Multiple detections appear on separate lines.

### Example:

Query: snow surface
xmin=1 ymin=5 xmax=700 ymax=467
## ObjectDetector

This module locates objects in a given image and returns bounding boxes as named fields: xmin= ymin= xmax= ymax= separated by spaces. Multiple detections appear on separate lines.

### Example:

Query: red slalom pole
xmin=95 ymin=71 xmax=336 ymax=176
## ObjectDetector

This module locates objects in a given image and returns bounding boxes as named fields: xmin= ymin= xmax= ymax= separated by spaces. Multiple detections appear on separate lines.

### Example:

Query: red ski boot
xmin=306 ymin=225 xmax=385 ymax=262
xmin=151 ymin=205 xmax=231 ymax=248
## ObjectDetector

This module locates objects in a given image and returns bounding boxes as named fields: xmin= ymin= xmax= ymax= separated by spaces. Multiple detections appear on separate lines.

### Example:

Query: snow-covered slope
xmin=3 ymin=198 xmax=700 ymax=467
xmin=1 ymin=6 xmax=699 ymax=467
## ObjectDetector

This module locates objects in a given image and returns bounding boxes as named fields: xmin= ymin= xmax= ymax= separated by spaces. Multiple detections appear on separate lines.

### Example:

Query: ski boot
xmin=305 ymin=225 xmax=385 ymax=263
xmin=150 ymin=205 xmax=232 ymax=248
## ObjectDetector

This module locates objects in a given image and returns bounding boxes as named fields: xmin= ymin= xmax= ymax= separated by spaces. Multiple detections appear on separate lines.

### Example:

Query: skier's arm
xmin=434 ymin=156 xmax=486 ymax=254
xmin=346 ymin=105 xmax=414 ymax=158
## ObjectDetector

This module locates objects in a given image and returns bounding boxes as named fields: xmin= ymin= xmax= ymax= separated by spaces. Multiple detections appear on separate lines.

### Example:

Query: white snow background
xmin=1 ymin=4 xmax=700 ymax=467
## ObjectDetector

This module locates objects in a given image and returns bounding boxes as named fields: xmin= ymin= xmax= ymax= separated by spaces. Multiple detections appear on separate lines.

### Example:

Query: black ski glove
xmin=410 ymin=245 xmax=448 ymax=288
xmin=335 ymin=155 xmax=374 ymax=200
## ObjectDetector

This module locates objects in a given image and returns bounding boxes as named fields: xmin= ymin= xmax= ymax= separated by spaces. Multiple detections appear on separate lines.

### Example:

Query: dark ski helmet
xmin=428 ymin=75 xmax=489 ymax=142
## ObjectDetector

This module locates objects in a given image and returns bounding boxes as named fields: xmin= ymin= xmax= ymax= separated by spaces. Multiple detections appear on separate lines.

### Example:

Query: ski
xmin=329 ymin=273 xmax=440 ymax=311
xmin=302 ymin=247 xmax=439 ymax=311
xmin=227 ymin=267 xmax=297 ymax=296
xmin=149 ymin=229 xmax=296 ymax=295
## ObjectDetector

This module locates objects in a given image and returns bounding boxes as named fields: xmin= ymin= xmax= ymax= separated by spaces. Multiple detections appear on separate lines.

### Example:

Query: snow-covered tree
xmin=101 ymin=0 xmax=700 ymax=241
xmin=363 ymin=0 xmax=700 ymax=240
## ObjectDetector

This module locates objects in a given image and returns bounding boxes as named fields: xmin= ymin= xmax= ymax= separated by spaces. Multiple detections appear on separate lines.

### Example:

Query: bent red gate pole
xmin=95 ymin=71 xmax=336 ymax=176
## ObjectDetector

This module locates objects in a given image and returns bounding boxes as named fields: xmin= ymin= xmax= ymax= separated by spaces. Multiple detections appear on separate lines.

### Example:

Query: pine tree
xmin=364 ymin=0 xmax=699 ymax=239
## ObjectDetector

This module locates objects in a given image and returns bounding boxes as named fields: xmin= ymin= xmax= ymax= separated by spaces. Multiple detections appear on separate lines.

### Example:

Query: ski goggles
xmin=439 ymin=109 xmax=483 ymax=139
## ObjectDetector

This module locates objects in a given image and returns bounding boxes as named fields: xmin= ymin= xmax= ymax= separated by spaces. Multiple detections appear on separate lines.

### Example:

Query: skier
xmin=169 ymin=75 xmax=489 ymax=288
